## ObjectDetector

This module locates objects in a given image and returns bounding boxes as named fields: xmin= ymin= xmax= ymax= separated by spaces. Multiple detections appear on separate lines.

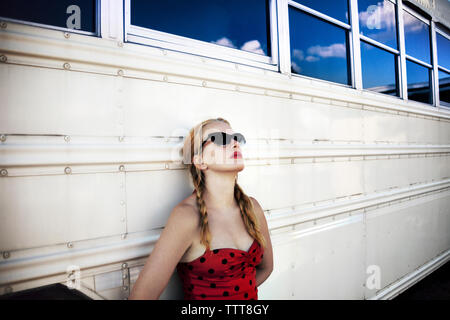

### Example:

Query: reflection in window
xmin=439 ymin=70 xmax=450 ymax=104
xmin=406 ymin=59 xmax=431 ymax=104
xmin=292 ymin=0 xmax=349 ymax=23
xmin=403 ymin=10 xmax=430 ymax=63
xmin=436 ymin=33 xmax=450 ymax=70
xmin=130 ymin=0 xmax=271 ymax=56
xmin=360 ymin=41 xmax=398 ymax=96
xmin=358 ymin=0 xmax=397 ymax=49
xmin=0 ymin=0 xmax=96 ymax=33
xmin=289 ymin=7 xmax=350 ymax=85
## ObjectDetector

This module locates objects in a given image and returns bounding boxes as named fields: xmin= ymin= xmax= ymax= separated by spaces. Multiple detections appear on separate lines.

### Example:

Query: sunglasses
xmin=201 ymin=132 xmax=246 ymax=148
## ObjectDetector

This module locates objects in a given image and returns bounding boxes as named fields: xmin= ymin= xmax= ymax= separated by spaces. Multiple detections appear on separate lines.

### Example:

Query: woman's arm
xmin=250 ymin=197 xmax=274 ymax=287
xmin=256 ymin=266 xmax=272 ymax=287
xmin=128 ymin=204 xmax=198 ymax=300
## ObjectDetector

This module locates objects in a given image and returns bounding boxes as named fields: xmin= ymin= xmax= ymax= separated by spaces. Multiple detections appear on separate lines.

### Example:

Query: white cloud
xmin=240 ymin=39 xmax=265 ymax=55
xmin=305 ymin=55 xmax=320 ymax=62
xmin=307 ymin=43 xmax=346 ymax=58
xmin=359 ymin=1 xmax=425 ymax=34
xmin=211 ymin=37 xmax=237 ymax=49
xmin=402 ymin=10 xmax=427 ymax=33
xmin=292 ymin=49 xmax=304 ymax=61
xmin=211 ymin=37 xmax=266 ymax=55
xmin=291 ymin=61 xmax=302 ymax=73
xmin=359 ymin=2 xmax=396 ymax=31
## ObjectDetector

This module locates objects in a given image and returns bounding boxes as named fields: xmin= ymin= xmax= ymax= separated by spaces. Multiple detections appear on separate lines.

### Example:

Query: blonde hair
xmin=181 ymin=117 xmax=266 ymax=251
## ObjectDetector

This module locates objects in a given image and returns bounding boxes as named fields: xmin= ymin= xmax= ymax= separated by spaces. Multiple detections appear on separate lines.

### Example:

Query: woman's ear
xmin=193 ymin=155 xmax=208 ymax=170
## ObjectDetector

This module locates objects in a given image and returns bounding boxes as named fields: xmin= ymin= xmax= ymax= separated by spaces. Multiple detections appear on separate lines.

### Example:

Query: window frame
xmin=434 ymin=26 xmax=450 ymax=108
xmin=0 ymin=0 xmax=101 ymax=36
xmin=124 ymin=0 xmax=279 ymax=71
xmin=355 ymin=0 xmax=401 ymax=97
xmin=400 ymin=3 xmax=434 ymax=105
xmin=402 ymin=5 xmax=432 ymax=66
xmin=286 ymin=0 xmax=354 ymax=88
xmin=360 ymin=38 xmax=400 ymax=97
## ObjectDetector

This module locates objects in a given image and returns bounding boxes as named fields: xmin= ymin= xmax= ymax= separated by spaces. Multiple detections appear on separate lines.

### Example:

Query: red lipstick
xmin=232 ymin=151 xmax=242 ymax=159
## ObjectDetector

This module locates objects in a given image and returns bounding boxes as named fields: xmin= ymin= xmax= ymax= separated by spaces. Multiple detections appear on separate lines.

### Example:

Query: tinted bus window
xmin=361 ymin=40 xmax=398 ymax=96
xmin=289 ymin=7 xmax=350 ymax=85
xmin=358 ymin=0 xmax=397 ymax=49
xmin=0 ymin=0 xmax=96 ymax=33
xmin=131 ymin=0 xmax=271 ymax=56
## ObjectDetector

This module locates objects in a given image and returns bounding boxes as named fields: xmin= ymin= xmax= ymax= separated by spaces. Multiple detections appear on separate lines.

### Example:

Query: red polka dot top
xmin=176 ymin=238 xmax=264 ymax=300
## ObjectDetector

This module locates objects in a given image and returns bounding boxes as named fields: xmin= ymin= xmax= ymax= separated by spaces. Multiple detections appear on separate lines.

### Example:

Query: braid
xmin=192 ymin=167 xmax=212 ymax=250
xmin=234 ymin=183 xmax=266 ymax=249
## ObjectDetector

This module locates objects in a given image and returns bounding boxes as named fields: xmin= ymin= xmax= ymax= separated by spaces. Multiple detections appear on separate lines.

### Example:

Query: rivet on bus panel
xmin=63 ymin=62 xmax=71 ymax=70
xmin=64 ymin=167 xmax=72 ymax=174
xmin=0 ymin=55 xmax=7 ymax=63
xmin=0 ymin=21 xmax=7 ymax=29
xmin=119 ymin=165 xmax=125 ymax=172
xmin=122 ymin=263 xmax=128 ymax=269
xmin=67 ymin=242 xmax=73 ymax=248
xmin=117 ymin=69 xmax=124 ymax=76
xmin=3 ymin=251 xmax=10 ymax=259
xmin=64 ymin=135 xmax=70 ymax=142
xmin=0 ymin=134 xmax=6 ymax=142
xmin=63 ymin=32 xmax=70 ymax=39
xmin=1 ymin=169 xmax=8 ymax=177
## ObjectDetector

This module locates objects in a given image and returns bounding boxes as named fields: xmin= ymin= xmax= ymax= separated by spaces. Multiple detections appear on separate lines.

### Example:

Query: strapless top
xmin=176 ymin=238 xmax=264 ymax=300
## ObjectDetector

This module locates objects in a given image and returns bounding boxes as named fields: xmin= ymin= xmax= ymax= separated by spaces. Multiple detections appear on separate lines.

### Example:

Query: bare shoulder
xmin=249 ymin=196 xmax=265 ymax=220
xmin=179 ymin=191 xmax=198 ymax=208
xmin=169 ymin=193 xmax=199 ymax=228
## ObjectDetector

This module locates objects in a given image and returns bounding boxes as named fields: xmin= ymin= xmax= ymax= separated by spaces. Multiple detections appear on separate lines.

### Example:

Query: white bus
xmin=0 ymin=0 xmax=449 ymax=300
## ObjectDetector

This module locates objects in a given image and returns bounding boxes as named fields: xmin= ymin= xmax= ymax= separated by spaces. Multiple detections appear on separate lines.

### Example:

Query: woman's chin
xmin=211 ymin=162 xmax=245 ymax=172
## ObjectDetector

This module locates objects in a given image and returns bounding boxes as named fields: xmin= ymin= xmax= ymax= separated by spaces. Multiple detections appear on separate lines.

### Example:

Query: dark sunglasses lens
xmin=211 ymin=133 xmax=225 ymax=146
xmin=232 ymin=133 xmax=246 ymax=145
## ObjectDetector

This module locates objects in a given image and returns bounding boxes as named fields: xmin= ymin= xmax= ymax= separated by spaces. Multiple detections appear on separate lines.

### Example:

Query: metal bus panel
xmin=365 ymin=191 xmax=450 ymax=299
xmin=0 ymin=172 xmax=125 ymax=251
xmin=0 ymin=64 xmax=119 ymax=136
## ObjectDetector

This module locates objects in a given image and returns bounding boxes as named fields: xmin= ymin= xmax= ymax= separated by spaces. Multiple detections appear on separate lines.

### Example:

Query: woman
xmin=129 ymin=117 xmax=273 ymax=300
